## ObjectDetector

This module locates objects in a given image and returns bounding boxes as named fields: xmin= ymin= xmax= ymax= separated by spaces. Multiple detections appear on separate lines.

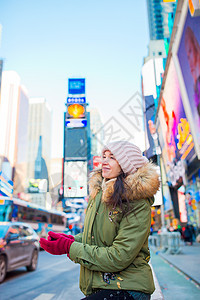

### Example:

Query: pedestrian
xmin=40 ymin=141 xmax=160 ymax=299
xmin=183 ymin=224 xmax=193 ymax=245
xmin=189 ymin=224 xmax=196 ymax=243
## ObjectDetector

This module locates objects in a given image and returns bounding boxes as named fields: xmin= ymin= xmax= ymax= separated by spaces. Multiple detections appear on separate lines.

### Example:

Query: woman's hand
xmin=47 ymin=231 xmax=75 ymax=242
xmin=39 ymin=231 xmax=74 ymax=255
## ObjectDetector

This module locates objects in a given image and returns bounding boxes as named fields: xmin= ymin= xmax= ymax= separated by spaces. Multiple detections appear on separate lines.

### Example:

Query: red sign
xmin=93 ymin=156 xmax=102 ymax=169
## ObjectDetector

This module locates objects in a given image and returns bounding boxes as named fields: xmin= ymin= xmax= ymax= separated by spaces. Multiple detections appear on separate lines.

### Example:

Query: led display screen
xmin=65 ymin=127 xmax=87 ymax=159
xmin=68 ymin=78 xmax=85 ymax=95
xmin=158 ymin=59 xmax=195 ymax=184
xmin=177 ymin=10 xmax=200 ymax=150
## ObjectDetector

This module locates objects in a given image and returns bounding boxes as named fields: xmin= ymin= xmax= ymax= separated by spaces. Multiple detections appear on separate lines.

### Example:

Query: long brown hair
xmin=105 ymin=172 xmax=132 ymax=216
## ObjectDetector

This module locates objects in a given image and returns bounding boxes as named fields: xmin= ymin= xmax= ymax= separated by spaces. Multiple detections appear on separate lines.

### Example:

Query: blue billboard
xmin=65 ymin=119 xmax=87 ymax=128
xmin=0 ymin=171 xmax=13 ymax=197
xmin=68 ymin=78 xmax=85 ymax=95
xmin=67 ymin=97 xmax=86 ymax=104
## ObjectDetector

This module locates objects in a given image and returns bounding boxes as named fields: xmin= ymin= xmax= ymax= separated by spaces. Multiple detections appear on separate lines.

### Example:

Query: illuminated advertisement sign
xmin=174 ymin=8 xmax=200 ymax=157
xmin=0 ymin=171 xmax=13 ymax=197
xmin=93 ymin=156 xmax=102 ymax=169
xmin=188 ymin=0 xmax=200 ymax=17
xmin=67 ymin=103 xmax=86 ymax=119
xmin=158 ymin=59 xmax=195 ymax=185
xmin=65 ymin=127 xmax=87 ymax=159
xmin=65 ymin=119 xmax=87 ymax=128
xmin=28 ymin=179 xmax=47 ymax=193
xmin=177 ymin=186 xmax=188 ymax=223
xmin=64 ymin=161 xmax=87 ymax=198
xmin=68 ymin=78 xmax=85 ymax=95
xmin=144 ymin=95 xmax=156 ymax=158
xmin=67 ymin=97 xmax=86 ymax=104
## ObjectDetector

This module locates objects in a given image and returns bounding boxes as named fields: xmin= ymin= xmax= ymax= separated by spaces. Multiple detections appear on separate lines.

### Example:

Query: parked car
xmin=0 ymin=222 xmax=40 ymax=283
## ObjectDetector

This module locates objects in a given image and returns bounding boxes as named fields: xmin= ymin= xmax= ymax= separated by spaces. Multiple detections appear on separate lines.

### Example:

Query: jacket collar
xmin=89 ymin=162 xmax=160 ymax=203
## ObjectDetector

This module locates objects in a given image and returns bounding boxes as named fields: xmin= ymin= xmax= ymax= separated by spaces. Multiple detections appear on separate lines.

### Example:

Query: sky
xmin=0 ymin=0 xmax=150 ymax=158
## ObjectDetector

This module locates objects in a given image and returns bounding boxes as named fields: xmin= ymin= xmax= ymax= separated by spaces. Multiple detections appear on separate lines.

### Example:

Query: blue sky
xmin=0 ymin=0 xmax=150 ymax=157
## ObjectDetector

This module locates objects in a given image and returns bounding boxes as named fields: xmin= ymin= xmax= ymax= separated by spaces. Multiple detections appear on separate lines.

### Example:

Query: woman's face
xmin=102 ymin=150 xmax=122 ymax=179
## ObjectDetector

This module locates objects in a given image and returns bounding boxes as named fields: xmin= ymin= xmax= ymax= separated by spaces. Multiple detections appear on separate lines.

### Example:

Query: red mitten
xmin=40 ymin=234 xmax=74 ymax=255
xmin=47 ymin=231 xmax=75 ymax=242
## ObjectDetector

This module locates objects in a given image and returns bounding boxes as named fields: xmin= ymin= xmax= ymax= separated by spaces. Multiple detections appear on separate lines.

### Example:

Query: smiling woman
xmin=40 ymin=141 xmax=160 ymax=300
xmin=102 ymin=150 xmax=122 ymax=179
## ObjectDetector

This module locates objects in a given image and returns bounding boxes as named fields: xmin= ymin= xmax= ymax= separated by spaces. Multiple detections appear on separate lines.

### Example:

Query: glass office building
xmin=147 ymin=0 xmax=177 ymax=40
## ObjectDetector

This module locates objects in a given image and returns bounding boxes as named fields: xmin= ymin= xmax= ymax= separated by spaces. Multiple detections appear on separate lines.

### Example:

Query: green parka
xmin=69 ymin=162 xmax=160 ymax=296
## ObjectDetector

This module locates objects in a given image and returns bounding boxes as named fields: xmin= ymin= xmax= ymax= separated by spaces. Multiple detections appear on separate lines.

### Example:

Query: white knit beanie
xmin=102 ymin=141 xmax=149 ymax=175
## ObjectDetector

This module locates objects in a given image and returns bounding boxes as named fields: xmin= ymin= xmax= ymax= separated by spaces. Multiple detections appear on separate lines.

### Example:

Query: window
xmin=20 ymin=225 xmax=33 ymax=237
xmin=8 ymin=225 xmax=20 ymax=237
xmin=0 ymin=204 xmax=12 ymax=221
xmin=51 ymin=214 xmax=64 ymax=225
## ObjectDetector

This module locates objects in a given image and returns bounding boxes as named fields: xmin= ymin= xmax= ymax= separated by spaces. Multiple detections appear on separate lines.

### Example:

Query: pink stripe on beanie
xmin=102 ymin=141 xmax=148 ymax=175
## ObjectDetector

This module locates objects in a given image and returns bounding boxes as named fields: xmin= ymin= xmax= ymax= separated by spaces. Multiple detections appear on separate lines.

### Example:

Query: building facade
xmin=144 ymin=0 xmax=200 ymax=230
xmin=87 ymin=107 xmax=104 ymax=157
xmin=26 ymin=98 xmax=52 ymax=203
xmin=0 ymin=71 xmax=29 ymax=197
xmin=146 ymin=0 xmax=177 ymax=40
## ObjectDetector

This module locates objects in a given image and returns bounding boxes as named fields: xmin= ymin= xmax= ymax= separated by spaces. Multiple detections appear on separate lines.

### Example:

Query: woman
xmin=40 ymin=141 xmax=160 ymax=299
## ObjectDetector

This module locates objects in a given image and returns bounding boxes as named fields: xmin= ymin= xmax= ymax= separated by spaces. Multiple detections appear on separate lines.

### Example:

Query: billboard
xmin=65 ymin=119 xmax=87 ymax=128
xmin=93 ymin=156 xmax=102 ymax=169
xmin=64 ymin=161 xmax=87 ymax=198
xmin=0 ymin=171 xmax=13 ymax=197
xmin=68 ymin=78 xmax=85 ymax=95
xmin=173 ymin=7 xmax=200 ymax=158
xmin=28 ymin=179 xmax=47 ymax=193
xmin=158 ymin=59 xmax=195 ymax=185
xmin=142 ymin=56 xmax=164 ymax=157
xmin=65 ymin=127 xmax=87 ymax=159
xmin=67 ymin=97 xmax=86 ymax=104
xmin=66 ymin=103 xmax=86 ymax=119
xmin=177 ymin=186 xmax=187 ymax=223
xmin=144 ymin=95 xmax=156 ymax=159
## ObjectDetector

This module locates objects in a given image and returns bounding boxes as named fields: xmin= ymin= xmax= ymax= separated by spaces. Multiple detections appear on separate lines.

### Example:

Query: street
xmin=150 ymin=242 xmax=200 ymax=300
xmin=1 ymin=245 xmax=200 ymax=300
xmin=1 ymin=251 xmax=84 ymax=300
xmin=151 ymin=251 xmax=200 ymax=299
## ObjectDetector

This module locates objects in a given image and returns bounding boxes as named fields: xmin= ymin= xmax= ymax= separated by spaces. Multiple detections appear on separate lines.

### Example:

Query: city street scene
xmin=0 ymin=0 xmax=200 ymax=299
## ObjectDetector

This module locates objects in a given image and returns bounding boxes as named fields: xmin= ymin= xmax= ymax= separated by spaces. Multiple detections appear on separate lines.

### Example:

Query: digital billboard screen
xmin=177 ymin=10 xmax=200 ymax=151
xmin=64 ymin=161 xmax=87 ymax=198
xmin=65 ymin=127 xmax=87 ymax=159
xmin=158 ymin=59 xmax=195 ymax=182
xmin=68 ymin=78 xmax=85 ymax=95
xmin=144 ymin=95 xmax=156 ymax=159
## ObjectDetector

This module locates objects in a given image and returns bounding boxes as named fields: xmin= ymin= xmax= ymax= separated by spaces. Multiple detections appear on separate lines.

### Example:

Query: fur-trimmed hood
xmin=89 ymin=162 xmax=160 ymax=203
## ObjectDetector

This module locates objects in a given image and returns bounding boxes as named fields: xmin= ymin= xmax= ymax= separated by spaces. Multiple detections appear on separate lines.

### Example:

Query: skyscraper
xmin=146 ymin=0 xmax=176 ymax=40
xmin=26 ymin=98 xmax=52 ymax=188
xmin=0 ymin=71 xmax=29 ymax=195
xmin=87 ymin=107 xmax=104 ymax=156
